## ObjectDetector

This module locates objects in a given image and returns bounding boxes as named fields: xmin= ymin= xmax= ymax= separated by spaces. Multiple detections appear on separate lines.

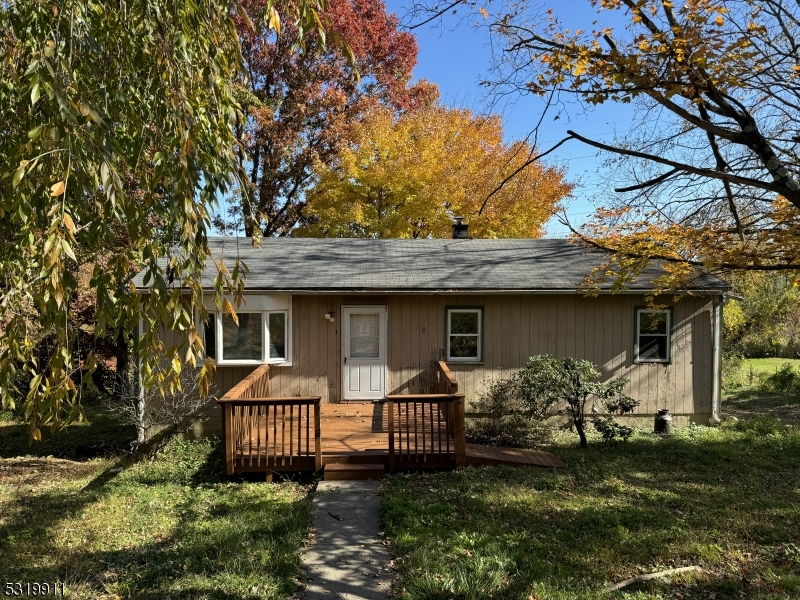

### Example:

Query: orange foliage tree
xmin=482 ymin=0 xmax=800 ymax=288
xmin=295 ymin=103 xmax=572 ymax=238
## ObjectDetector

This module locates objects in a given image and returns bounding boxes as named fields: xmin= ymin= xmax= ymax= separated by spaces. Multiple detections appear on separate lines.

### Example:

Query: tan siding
xmin=170 ymin=292 xmax=715 ymax=417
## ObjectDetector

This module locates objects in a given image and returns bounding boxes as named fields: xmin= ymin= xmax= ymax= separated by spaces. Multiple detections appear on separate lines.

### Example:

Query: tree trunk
xmin=575 ymin=417 xmax=588 ymax=448
xmin=115 ymin=330 xmax=129 ymax=395
xmin=136 ymin=366 xmax=146 ymax=446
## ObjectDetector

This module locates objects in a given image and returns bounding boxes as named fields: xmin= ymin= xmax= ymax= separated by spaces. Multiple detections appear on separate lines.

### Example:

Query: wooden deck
xmin=235 ymin=403 xmax=565 ymax=470
xmin=220 ymin=363 xmax=566 ymax=478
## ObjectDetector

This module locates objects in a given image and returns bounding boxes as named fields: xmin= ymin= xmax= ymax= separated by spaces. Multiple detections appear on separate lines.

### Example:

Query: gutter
xmin=136 ymin=287 xmax=730 ymax=296
xmin=710 ymin=295 xmax=724 ymax=425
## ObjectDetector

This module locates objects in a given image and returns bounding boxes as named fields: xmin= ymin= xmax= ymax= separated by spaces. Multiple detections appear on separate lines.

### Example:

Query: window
xmin=446 ymin=308 xmax=482 ymax=362
xmin=635 ymin=308 xmax=672 ymax=363
xmin=222 ymin=312 xmax=263 ymax=361
xmin=200 ymin=310 xmax=290 ymax=365
xmin=203 ymin=315 xmax=216 ymax=360
xmin=268 ymin=312 xmax=287 ymax=360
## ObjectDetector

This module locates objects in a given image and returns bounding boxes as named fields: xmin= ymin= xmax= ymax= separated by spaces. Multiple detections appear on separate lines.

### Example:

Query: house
xmin=133 ymin=228 xmax=729 ymax=477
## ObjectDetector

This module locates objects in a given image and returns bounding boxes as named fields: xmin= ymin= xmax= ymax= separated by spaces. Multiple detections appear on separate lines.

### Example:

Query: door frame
xmin=341 ymin=305 xmax=388 ymax=401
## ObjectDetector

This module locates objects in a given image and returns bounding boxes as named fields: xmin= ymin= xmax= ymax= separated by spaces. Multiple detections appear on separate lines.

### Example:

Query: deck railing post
xmin=453 ymin=394 xmax=467 ymax=468
xmin=224 ymin=402 xmax=235 ymax=475
xmin=388 ymin=399 xmax=395 ymax=472
xmin=313 ymin=398 xmax=322 ymax=471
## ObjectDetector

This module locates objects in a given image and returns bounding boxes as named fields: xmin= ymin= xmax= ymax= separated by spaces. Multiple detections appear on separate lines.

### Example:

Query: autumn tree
xmin=480 ymin=0 xmax=800 ymax=288
xmin=294 ymin=103 xmax=572 ymax=238
xmin=227 ymin=0 xmax=436 ymax=237
xmin=0 ymin=0 xmax=334 ymax=439
xmin=402 ymin=0 xmax=800 ymax=285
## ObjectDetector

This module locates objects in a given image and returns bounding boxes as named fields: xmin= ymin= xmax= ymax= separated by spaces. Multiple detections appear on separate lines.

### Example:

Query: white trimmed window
xmin=446 ymin=308 xmax=482 ymax=362
xmin=202 ymin=310 xmax=290 ymax=365
xmin=635 ymin=308 xmax=671 ymax=363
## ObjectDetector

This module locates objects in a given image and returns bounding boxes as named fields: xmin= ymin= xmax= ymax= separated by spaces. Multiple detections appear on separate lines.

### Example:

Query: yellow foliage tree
xmin=295 ymin=104 xmax=572 ymax=238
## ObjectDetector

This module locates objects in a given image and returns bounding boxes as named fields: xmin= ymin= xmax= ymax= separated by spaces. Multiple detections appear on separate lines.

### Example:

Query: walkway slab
xmin=303 ymin=481 xmax=392 ymax=600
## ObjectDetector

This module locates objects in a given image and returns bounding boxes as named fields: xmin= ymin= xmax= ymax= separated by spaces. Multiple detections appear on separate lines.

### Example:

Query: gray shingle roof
xmin=131 ymin=237 xmax=729 ymax=293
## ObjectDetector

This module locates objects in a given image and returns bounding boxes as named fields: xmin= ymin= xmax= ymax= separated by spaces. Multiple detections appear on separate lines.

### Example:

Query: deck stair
xmin=324 ymin=463 xmax=386 ymax=481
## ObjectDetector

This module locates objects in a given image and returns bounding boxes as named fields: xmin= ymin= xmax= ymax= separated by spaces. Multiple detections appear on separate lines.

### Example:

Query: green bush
xmin=722 ymin=352 xmax=746 ymax=391
xmin=467 ymin=376 xmax=550 ymax=448
xmin=467 ymin=414 xmax=549 ymax=448
xmin=763 ymin=363 xmax=800 ymax=395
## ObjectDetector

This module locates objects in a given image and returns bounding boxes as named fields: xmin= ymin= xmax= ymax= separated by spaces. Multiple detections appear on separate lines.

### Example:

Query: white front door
xmin=342 ymin=306 xmax=387 ymax=400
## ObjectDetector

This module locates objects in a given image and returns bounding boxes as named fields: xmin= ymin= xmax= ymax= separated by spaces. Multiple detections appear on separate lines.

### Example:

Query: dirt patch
xmin=722 ymin=391 xmax=800 ymax=423
xmin=0 ymin=457 xmax=103 ymax=491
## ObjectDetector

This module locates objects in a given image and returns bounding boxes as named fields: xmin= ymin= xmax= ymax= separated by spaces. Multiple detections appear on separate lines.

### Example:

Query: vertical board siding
xmin=199 ymin=292 xmax=713 ymax=416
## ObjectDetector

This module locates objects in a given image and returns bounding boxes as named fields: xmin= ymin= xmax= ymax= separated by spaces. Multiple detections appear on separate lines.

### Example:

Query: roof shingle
xmin=131 ymin=237 xmax=729 ymax=293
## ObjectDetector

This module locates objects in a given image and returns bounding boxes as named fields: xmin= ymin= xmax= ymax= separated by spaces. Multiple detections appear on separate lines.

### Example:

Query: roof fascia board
xmin=184 ymin=287 xmax=728 ymax=296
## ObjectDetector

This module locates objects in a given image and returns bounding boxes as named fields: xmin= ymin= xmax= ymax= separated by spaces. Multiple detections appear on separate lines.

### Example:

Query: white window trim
xmin=201 ymin=307 xmax=293 ymax=367
xmin=635 ymin=308 xmax=671 ymax=364
xmin=446 ymin=308 xmax=482 ymax=362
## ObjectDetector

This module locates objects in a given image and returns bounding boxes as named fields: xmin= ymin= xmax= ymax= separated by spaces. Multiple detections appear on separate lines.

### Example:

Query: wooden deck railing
xmin=385 ymin=361 xmax=466 ymax=471
xmin=438 ymin=360 xmax=459 ymax=394
xmin=219 ymin=365 xmax=322 ymax=478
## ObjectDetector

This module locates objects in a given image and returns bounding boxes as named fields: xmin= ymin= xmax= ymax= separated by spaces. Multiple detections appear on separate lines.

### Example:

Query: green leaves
xmin=517 ymin=355 xmax=638 ymax=447
xmin=1 ymin=0 xmax=348 ymax=442
xmin=0 ymin=0 xmax=245 ymax=439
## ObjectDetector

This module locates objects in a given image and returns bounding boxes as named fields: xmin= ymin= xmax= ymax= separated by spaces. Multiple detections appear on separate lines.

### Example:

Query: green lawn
xmin=743 ymin=358 xmax=800 ymax=374
xmin=382 ymin=422 xmax=800 ymax=599
xmin=0 ymin=437 xmax=312 ymax=599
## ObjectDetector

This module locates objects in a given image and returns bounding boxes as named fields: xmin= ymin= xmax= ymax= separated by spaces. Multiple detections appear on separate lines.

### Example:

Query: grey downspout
xmin=710 ymin=296 xmax=722 ymax=425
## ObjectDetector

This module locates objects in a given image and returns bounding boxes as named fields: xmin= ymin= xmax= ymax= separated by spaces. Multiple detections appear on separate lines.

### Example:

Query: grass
xmin=0 ymin=436 xmax=312 ymax=599
xmin=723 ymin=358 xmax=800 ymax=423
xmin=740 ymin=358 xmax=800 ymax=377
xmin=382 ymin=422 xmax=800 ymax=599
xmin=0 ymin=404 xmax=136 ymax=460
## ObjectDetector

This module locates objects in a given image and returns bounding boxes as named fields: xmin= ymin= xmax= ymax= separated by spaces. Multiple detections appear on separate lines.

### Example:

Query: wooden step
xmin=323 ymin=463 xmax=385 ymax=481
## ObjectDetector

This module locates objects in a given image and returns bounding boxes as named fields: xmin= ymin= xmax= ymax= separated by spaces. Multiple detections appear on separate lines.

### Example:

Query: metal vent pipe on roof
xmin=452 ymin=217 xmax=468 ymax=239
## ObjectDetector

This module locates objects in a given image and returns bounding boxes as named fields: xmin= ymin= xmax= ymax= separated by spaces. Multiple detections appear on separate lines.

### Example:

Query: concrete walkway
xmin=302 ymin=481 xmax=392 ymax=600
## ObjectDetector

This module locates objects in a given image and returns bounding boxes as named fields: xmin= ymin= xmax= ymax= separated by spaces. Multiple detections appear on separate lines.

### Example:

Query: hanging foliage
xmin=0 ymin=0 xmax=334 ymax=440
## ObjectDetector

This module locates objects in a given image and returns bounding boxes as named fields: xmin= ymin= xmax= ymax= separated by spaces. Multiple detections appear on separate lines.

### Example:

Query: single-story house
xmin=133 ymin=229 xmax=729 ymax=437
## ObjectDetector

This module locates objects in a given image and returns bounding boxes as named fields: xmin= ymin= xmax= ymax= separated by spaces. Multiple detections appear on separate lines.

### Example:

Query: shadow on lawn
xmin=723 ymin=389 xmax=800 ymax=423
xmin=1 ymin=439 xmax=311 ymax=599
xmin=0 ymin=404 xmax=136 ymax=460
xmin=383 ymin=427 xmax=800 ymax=599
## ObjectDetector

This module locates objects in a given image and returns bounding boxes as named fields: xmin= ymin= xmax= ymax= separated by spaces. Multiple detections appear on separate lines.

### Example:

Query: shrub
xmin=469 ymin=356 xmax=640 ymax=449
xmin=467 ymin=376 xmax=550 ymax=448
xmin=518 ymin=355 xmax=640 ymax=448
xmin=762 ymin=363 xmax=800 ymax=395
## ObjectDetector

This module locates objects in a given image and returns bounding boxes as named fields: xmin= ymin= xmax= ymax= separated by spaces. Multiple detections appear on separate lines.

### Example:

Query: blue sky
xmin=386 ymin=0 xmax=638 ymax=236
